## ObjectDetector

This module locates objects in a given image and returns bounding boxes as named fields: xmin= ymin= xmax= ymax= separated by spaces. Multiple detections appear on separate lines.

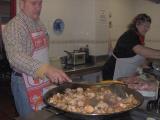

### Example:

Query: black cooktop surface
xmin=17 ymin=109 xmax=160 ymax=120
xmin=46 ymin=110 xmax=159 ymax=120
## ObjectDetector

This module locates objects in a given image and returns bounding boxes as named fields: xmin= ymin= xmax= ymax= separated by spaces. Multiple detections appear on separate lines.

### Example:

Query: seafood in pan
xmin=48 ymin=87 xmax=139 ymax=114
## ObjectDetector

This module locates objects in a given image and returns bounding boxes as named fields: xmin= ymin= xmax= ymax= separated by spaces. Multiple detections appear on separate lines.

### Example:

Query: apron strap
xmin=112 ymin=53 xmax=118 ymax=59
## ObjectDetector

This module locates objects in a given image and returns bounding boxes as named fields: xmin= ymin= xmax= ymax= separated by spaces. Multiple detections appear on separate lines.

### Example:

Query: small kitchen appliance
xmin=64 ymin=50 xmax=86 ymax=66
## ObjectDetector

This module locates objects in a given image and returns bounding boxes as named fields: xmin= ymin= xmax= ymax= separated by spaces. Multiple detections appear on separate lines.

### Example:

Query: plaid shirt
xmin=2 ymin=11 xmax=49 ymax=77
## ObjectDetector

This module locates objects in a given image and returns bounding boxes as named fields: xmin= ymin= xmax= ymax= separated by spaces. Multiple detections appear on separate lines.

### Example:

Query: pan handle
xmin=64 ymin=80 xmax=126 ymax=86
xmin=42 ymin=106 xmax=63 ymax=115
xmin=100 ymin=80 xmax=126 ymax=86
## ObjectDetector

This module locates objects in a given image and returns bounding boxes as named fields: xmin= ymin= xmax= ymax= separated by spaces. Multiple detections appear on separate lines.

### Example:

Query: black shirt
xmin=102 ymin=30 xmax=143 ymax=80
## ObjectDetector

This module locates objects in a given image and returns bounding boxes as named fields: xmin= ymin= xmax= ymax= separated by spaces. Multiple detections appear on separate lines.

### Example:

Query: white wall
xmin=108 ymin=0 xmax=136 ymax=47
xmin=41 ymin=0 xmax=137 ymax=57
xmin=41 ymin=0 xmax=112 ymax=57
xmin=41 ymin=0 xmax=97 ymax=57
xmin=92 ymin=0 xmax=109 ymax=55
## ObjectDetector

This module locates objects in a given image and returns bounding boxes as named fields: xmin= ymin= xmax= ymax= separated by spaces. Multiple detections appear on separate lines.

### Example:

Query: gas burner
xmin=43 ymin=106 xmax=134 ymax=120
xmin=63 ymin=113 xmax=133 ymax=120
xmin=44 ymin=110 xmax=135 ymax=120
xmin=47 ymin=114 xmax=134 ymax=120
xmin=16 ymin=107 xmax=160 ymax=120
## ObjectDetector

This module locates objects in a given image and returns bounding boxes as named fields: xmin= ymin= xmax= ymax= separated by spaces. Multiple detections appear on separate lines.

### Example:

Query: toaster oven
xmin=64 ymin=52 xmax=86 ymax=66
xmin=73 ymin=52 xmax=86 ymax=65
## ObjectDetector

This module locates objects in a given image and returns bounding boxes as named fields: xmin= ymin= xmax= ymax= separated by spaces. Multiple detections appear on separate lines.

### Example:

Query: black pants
xmin=102 ymin=56 xmax=116 ymax=80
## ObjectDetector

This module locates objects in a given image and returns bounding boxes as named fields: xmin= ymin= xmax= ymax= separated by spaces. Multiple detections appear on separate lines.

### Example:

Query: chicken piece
xmin=86 ymin=92 xmax=95 ymax=99
xmin=96 ymin=101 xmax=109 ymax=109
xmin=77 ymin=87 xmax=84 ymax=93
xmin=84 ymin=105 xmax=94 ymax=113
xmin=77 ymin=100 xmax=85 ymax=107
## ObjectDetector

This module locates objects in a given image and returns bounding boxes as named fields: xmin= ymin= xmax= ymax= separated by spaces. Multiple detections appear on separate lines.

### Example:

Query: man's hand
xmin=45 ymin=66 xmax=71 ymax=84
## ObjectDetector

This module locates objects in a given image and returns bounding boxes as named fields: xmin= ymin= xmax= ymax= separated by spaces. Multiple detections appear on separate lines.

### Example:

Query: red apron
xmin=22 ymin=30 xmax=56 ymax=111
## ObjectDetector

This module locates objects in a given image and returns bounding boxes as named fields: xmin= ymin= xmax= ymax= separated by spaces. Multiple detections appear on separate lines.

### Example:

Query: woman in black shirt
xmin=102 ymin=13 xmax=160 ymax=80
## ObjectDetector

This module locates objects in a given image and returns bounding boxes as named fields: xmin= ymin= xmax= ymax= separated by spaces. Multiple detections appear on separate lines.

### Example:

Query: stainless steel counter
xmin=64 ymin=62 xmax=104 ymax=76
xmin=62 ymin=55 xmax=108 ymax=76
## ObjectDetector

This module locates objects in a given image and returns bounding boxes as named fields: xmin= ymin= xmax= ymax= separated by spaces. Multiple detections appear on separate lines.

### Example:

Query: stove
xmin=44 ymin=109 xmax=160 ymax=120
xmin=17 ymin=108 xmax=160 ymax=120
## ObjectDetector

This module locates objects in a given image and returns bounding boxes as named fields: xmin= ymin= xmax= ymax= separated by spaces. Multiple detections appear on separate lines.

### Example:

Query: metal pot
xmin=152 ymin=61 xmax=160 ymax=73
xmin=146 ymin=59 xmax=160 ymax=79
xmin=43 ymin=82 xmax=143 ymax=120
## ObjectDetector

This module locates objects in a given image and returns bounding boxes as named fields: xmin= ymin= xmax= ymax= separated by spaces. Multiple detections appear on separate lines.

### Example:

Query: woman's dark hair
xmin=128 ymin=13 xmax=151 ymax=31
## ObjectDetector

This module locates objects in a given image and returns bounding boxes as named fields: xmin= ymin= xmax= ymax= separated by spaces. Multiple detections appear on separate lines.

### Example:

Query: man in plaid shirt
xmin=2 ymin=0 xmax=71 ymax=117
